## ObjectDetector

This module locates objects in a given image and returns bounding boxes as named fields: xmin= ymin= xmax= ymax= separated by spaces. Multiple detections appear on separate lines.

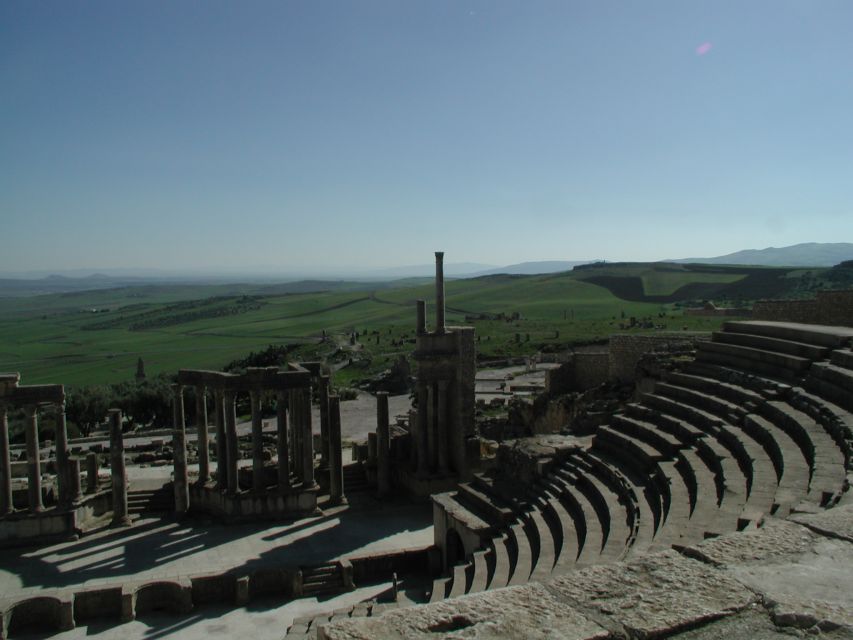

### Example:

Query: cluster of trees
xmin=64 ymin=374 xmax=176 ymax=437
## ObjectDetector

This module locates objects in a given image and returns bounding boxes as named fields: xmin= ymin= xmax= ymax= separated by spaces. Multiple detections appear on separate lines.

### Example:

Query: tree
xmin=65 ymin=386 xmax=111 ymax=437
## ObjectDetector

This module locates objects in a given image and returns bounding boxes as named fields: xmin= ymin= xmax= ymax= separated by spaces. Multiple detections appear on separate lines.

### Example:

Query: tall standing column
xmin=437 ymin=380 xmax=450 ymax=473
xmin=24 ymin=405 xmax=43 ymax=513
xmin=290 ymin=390 xmax=303 ymax=481
xmin=318 ymin=375 xmax=331 ymax=469
xmin=172 ymin=385 xmax=189 ymax=515
xmin=276 ymin=391 xmax=290 ymax=493
xmin=435 ymin=251 xmax=445 ymax=333
xmin=0 ymin=405 xmax=12 ymax=515
xmin=54 ymin=400 xmax=71 ymax=507
xmin=300 ymin=387 xmax=315 ymax=488
xmin=86 ymin=452 xmax=99 ymax=494
xmin=109 ymin=409 xmax=130 ymax=526
xmin=376 ymin=392 xmax=391 ymax=497
xmin=195 ymin=386 xmax=210 ymax=484
xmin=328 ymin=395 xmax=346 ymax=505
xmin=250 ymin=389 xmax=265 ymax=492
xmin=214 ymin=389 xmax=227 ymax=489
xmin=416 ymin=382 xmax=429 ymax=477
xmin=224 ymin=390 xmax=239 ymax=495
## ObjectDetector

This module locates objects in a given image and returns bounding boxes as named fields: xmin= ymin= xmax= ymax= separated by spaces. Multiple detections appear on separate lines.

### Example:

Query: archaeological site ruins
xmin=1 ymin=252 xmax=852 ymax=639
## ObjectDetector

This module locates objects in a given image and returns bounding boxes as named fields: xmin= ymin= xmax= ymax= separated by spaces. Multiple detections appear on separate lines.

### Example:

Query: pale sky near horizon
xmin=1 ymin=1 xmax=852 ymax=273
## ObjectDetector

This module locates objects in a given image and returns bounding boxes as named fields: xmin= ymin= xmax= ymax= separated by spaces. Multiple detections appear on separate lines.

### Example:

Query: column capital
xmin=23 ymin=404 xmax=39 ymax=417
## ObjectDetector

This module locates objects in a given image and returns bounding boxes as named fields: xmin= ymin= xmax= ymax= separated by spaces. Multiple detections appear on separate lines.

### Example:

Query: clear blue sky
xmin=2 ymin=1 xmax=851 ymax=273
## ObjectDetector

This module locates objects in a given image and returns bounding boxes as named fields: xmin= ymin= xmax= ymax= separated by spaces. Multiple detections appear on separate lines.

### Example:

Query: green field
xmin=3 ymin=261 xmax=848 ymax=388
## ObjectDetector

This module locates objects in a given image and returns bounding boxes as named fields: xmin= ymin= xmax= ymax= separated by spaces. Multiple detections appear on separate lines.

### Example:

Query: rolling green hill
xmin=2 ymin=262 xmax=849 ymax=387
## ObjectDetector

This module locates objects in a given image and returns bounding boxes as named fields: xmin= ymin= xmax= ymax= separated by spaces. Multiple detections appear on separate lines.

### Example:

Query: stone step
xmin=712 ymin=330 xmax=830 ymax=360
xmin=654 ymin=381 xmax=747 ymax=423
xmin=664 ymin=370 xmax=765 ymax=408
xmin=468 ymin=549 xmax=489 ymax=594
xmin=830 ymin=348 xmax=853 ymax=370
xmin=488 ymin=535 xmax=512 ymax=590
xmin=428 ymin=577 xmax=449 ymax=603
xmin=722 ymin=320 xmax=853 ymax=349
xmin=609 ymin=413 xmax=684 ymax=457
xmin=506 ymin=522 xmax=533 ymax=586
xmin=696 ymin=342 xmax=805 ymax=381
xmin=526 ymin=507 xmax=555 ymax=581
xmin=446 ymin=562 xmax=469 ymax=599
xmin=456 ymin=481 xmax=515 ymax=526
xmin=549 ymin=476 xmax=603 ymax=566
xmin=540 ymin=493 xmax=580 ymax=573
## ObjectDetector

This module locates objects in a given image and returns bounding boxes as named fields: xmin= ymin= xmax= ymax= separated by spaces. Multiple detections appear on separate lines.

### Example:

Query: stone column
xmin=329 ymin=395 xmax=346 ymax=505
xmin=54 ymin=400 xmax=71 ymax=507
xmin=214 ymin=389 xmax=227 ymax=489
xmin=437 ymin=380 xmax=450 ymax=474
xmin=86 ymin=452 xmax=99 ymax=494
xmin=435 ymin=251 xmax=445 ymax=333
xmin=109 ymin=409 xmax=130 ymax=526
xmin=0 ymin=405 xmax=12 ymax=515
xmin=288 ymin=390 xmax=300 ymax=480
xmin=250 ymin=389 xmax=264 ymax=493
xmin=224 ymin=390 xmax=239 ymax=495
xmin=416 ymin=382 xmax=429 ymax=477
xmin=195 ymin=386 xmax=210 ymax=484
xmin=300 ymin=388 xmax=315 ymax=488
xmin=426 ymin=383 xmax=437 ymax=471
xmin=318 ymin=375 xmax=330 ymax=469
xmin=376 ymin=392 xmax=391 ymax=497
xmin=172 ymin=385 xmax=189 ymax=515
xmin=416 ymin=300 xmax=426 ymax=335
xmin=276 ymin=391 xmax=290 ymax=493
xmin=67 ymin=457 xmax=82 ymax=504
xmin=24 ymin=405 xmax=43 ymax=513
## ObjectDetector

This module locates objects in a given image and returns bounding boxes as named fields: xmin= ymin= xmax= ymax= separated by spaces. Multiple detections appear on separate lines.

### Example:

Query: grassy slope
xmin=0 ymin=266 xmax=758 ymax=387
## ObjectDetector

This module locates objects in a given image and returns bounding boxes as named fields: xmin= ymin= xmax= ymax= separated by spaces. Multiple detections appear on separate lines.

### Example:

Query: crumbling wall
xmin=752 ymin=289 xmax=853 ymax=326
xmin=609 ymin=334 xmax=708 ymax=383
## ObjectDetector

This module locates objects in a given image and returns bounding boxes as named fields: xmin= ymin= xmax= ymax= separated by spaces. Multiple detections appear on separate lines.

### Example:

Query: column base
xmin=111 ymin=515 xmax=132 ymax=528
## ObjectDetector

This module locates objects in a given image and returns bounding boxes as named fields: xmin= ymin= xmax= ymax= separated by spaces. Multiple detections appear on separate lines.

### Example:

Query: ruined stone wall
xmin=608 ymin=334 xmax=708 ymax=383
xmin=752 ymin=289 xmax=853 ymax=326
xmin=545 ymin=352 xmax=609 ymax=394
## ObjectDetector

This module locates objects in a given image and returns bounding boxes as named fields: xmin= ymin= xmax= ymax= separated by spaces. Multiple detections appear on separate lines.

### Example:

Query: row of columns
xmin=171 ymin=383 xmax=321 ymax=511
xmin=413 ymin=378 xmax=451 ymax=477
xmin=1 ymin=401 xmax=81 ymax=516
xmin=0 ymin=402 xmax=130 ymax=523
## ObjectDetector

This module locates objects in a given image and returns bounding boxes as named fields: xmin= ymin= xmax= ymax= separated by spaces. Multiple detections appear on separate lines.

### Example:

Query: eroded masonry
xmin=1 ymin=256 xmax=852 ymax=640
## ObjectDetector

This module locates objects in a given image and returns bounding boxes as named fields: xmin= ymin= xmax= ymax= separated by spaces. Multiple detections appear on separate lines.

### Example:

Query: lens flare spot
xmin=696 ymin=42 xmax=713 ymax=56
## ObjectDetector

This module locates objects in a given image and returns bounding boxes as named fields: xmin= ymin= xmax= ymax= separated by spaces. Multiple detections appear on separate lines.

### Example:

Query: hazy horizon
xmin=2 ymin=1 xmax=851 ymax=272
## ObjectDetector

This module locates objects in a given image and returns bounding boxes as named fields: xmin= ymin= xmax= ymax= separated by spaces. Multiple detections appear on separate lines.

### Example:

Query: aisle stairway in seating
xmin=426 ymin=321 xmax=852 ymax=605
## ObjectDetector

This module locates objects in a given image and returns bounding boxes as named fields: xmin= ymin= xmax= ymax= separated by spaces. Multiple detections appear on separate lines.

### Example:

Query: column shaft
xmin=426 ymin=383 xmax=437 ymax=471
xmin=329 ymin=395 xmax=346 ymax=505
xmin=250 ymin=389 xmax=265 ymax=492
xmin=0 ymin=407 xmax=12 ymax=515
xmin=195 ymin=386 xmax=210 ymax=483
xmin=376 ymin=392 xmax=391 ymax=497
xmin=276 ymin=391 xmax=290 ymax=493
xmin=67 ymin=457 xmax=82 ymax=503
xmin=300 ymin=388 xmax=315 ymax=487
xmin=86 ymin=452 xmax=99 ymax=494
xmin=25 ymin=405 xmax=43 ymax=513
xmin=437 ymin=380 xmax=449 ymax=473
xmin=109 ymin=409 xmax=130 ymax=526
xmin=318 ymin=376 xmax=330 ymax=468
xmin=224 ymin=391 xmax=239 ymax=495
xmin=172 ymin=385 xmax=189 ymax=515
xmin=54 ymin=401 xmax=70 ymax=507
xmin=416 ymin=382 xmax=429 ymax=477
xmin=214 ymin=389 xmax=227 ymax=489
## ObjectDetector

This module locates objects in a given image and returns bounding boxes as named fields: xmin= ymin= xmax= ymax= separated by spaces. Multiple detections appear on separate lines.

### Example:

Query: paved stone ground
xmin=0 ymin=499 xmax=432 ymax=597
xmin=322 ymin=503 xmax=853 ymax=639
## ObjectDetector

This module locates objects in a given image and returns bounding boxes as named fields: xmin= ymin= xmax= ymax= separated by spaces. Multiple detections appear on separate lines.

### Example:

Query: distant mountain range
xmin=671 ymin=242 xmax=853 ymax=267
xmin=1 ymin=243 xmax=850 ymax=298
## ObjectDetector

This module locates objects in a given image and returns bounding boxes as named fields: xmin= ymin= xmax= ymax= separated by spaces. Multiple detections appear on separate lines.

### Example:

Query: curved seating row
xmin=425 ymin=321 xmax=851 ymax=609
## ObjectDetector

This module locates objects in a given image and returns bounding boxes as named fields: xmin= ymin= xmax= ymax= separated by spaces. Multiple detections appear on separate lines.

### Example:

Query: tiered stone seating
xmin=424 ymin=320 xmax=851 ymax=610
